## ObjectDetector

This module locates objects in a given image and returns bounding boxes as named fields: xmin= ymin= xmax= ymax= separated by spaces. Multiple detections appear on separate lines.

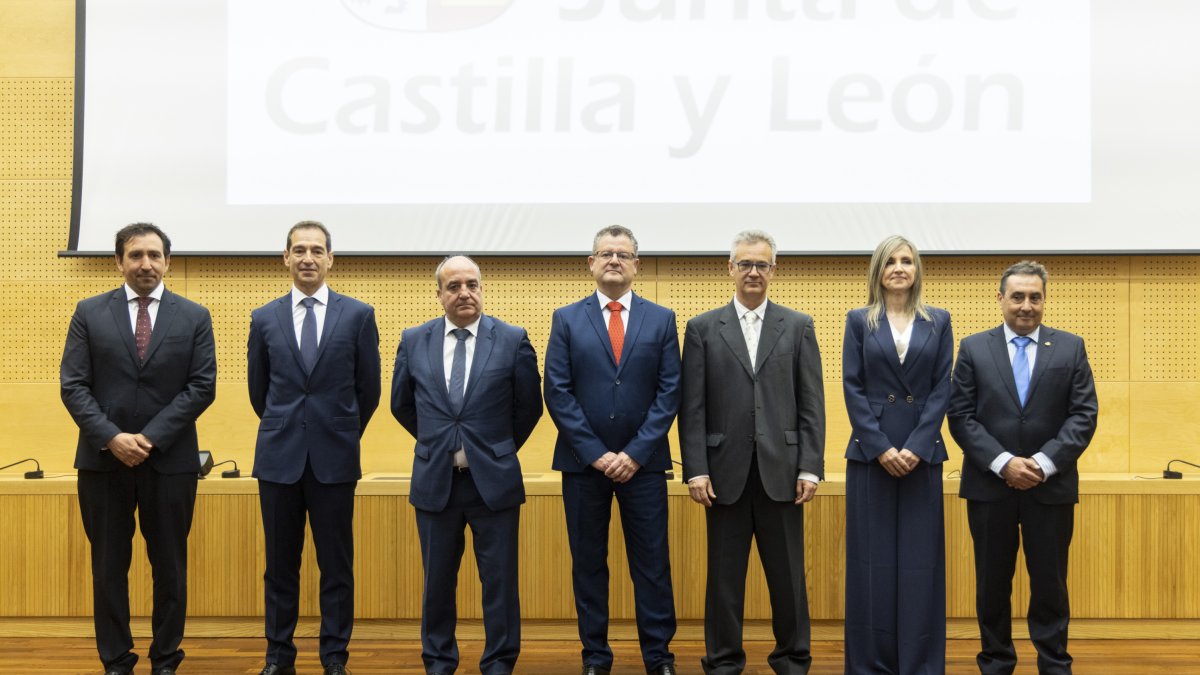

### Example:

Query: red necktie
xmin=607 ymin=301 xmax=624 ymax=365
xmin=135 ymin=297 xmax=153 ymax=362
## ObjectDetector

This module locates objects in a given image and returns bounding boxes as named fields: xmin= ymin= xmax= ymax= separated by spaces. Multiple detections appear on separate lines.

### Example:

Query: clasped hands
xmin=592 ymin=451 xmax=640 ymax=483
xmin=107 ymin=432 xmax=155 ymax=467
xmin=1001 ymin=456 xmax=1045 ymax=490
xmin=878 ymin=447 xmax=920 ymax=477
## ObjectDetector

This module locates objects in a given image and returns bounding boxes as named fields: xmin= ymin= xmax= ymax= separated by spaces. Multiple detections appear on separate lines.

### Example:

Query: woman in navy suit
xmin=842 ymin=235 xmax=953 ymax=675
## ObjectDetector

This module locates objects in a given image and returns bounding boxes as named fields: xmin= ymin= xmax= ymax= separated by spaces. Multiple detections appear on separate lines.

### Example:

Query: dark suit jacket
xmin=248 ymin=289 xmax=381 ymax=485
xmin=948 ymin=324 xmax=1098 ymax=504
xmin=842 ymin=306 xmax=953 ymax=464
xmin=61 ymin=287 xmax=217 ymax=474
xmin=679 ymin=301 xmax=825 ymax=505
xmin=391 ymin=314 xmax=543 ymax=512
xmin=544 ymin=292 xmax=681 ymax=472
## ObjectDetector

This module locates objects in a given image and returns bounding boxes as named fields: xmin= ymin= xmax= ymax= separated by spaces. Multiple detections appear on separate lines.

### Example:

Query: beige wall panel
xmin=0 ymin=79 xmax=73 ymax=179
xmin=0 ymin=495 xmax=71 ymax=615
xmin=1082 ymin=382 xmax=1130 ymax=473
xmin=0 ymin=1 xmax=73 ymax=77
xmin=1128 ymin=382 xmax=1200 ymax=474
xmin=0 ymin=382 xmax=80 ymax=468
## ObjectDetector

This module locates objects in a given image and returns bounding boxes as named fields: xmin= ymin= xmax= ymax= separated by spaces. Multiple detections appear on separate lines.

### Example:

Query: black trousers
xmin=967 ymin=495 xmax=1075 ymax=675
xmin=259 ymin=461 xmax=357 ymax=668
xmin=703 ymin=457 xmax=811 ymax=675
xmin=78 ymin=466 xmax=197 ymax=674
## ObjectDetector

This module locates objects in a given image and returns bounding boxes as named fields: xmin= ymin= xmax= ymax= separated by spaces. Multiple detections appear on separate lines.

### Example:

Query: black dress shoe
xmin=258 ymin=666 xmax=297 ymax=675
xmin=324 ymin=665 xmax=351 ymax=675
xmin=582 ymin=666 xmax=611 ymax=675
xmin=152 ymin=669 xmax=177 ymax=675
xmin=648 ymin=663 xmax=677 ymax=675
xmin=104 ymin=670 xmax=129 ymax=675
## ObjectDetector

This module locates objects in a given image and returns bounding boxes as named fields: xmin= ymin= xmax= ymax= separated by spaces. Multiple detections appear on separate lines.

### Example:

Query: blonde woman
xmin=842 ymin=236 xmax=953 ymax=674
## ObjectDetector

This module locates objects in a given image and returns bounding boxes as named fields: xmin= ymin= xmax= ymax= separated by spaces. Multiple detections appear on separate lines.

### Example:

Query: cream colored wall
xmin=2 ymin=0 xmax=1197 ymax=479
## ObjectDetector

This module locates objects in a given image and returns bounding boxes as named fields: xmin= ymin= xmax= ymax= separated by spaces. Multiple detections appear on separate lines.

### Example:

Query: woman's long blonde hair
xmin=865 ymin=235 xmax=931 ymax=331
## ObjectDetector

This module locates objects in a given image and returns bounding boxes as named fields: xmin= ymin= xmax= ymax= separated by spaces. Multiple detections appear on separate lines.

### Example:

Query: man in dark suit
xmin=544 ymin=225 xmax=680 ymax=675
xmin=61 ymin=222 xmax=217 ymax=675
xmin=248 ymin=221 xmax=381 ymax=675
xmin=679 ymin=229 xmax=825 ymax=675
xmin=391 ymin=255 xmax=543 ymax=675
xmin=949 ymin=260 xmax=1098 ymax=675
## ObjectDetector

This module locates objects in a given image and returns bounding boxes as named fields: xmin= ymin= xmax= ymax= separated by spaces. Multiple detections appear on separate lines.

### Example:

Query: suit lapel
xmin=754 ymin=303 xmax=785 ymax=372
xmin=584 ymin=294 xmax=619 ymax=368
xmin=425 ymin=319 xmax=451 ymax=411
xmin=312 ymin=290 xmax=345 ymax=375
xmin=904 ymin=316 xmax=933 ymax=374
xmin=107 ymin=289 xmax=141 ymax=365
xmin=617 ymin=294 xmax=648 ymax=376
xmin=140 ymin=289 xmax=179 ymax=366
xmin=463 ymin=315 xmax=496 ymax=406
xmin=717 ymin=303 xmax=755 ymax=378
xmin=272 ymin=295 xmax=306 ymax=373
xmin=1024 ymin=326 xmax=1055 ymax=405
xmin=871 ymin=312 xmax=907 ymax=383
xmin=985 ymin=326 xmax=1023 ymax=408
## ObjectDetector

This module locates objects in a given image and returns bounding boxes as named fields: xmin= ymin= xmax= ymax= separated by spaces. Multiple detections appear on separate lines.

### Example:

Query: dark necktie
xmin=1012 ymin=335 xmax=1033 ymax=406
xmin=135 ymin=297 xmax=153 ymax=362
xmin=607 ymin=301 xmax=624 ymax=365
xmin=448 ymin=328 xmax=469 ymax=415
xmin=300 ymin=297 xmax=318 ymax=373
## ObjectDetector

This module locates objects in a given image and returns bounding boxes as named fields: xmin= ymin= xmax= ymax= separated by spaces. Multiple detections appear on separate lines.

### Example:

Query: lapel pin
xmin=1044 ymin=341 xmax=1052 ymax=346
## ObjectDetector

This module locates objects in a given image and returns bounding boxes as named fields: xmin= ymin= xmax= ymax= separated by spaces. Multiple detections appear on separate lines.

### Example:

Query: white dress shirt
xmin=124 ymin=283 xmax=164 ymax=331
xmin=989 ymin=324 xmax=1057 ymax=481
xmin=889 ymin=318 xmax=914 ymax=364
xmin=444 ymin=315 xmax=482 ymax=468
xmin=291 ymin=284 xmax=329 ymax=350
xmin=689 ymin=297 xmax=820 ymax=487
xmin=597 ymin=289 xmax=632 ymax=330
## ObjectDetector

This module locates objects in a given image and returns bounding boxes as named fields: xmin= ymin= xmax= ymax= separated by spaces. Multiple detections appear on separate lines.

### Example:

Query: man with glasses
xmin=679 ymin=229 xmax=825 ymax=675
xmin=544 ymin=225 xmax=681 ymax=675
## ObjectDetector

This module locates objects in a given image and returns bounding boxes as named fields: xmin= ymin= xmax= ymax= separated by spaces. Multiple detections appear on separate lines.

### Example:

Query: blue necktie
xmin=300 ymin=297 xmax=318 ymax=373
xmin=448 ymin=328 xmax=469 ymax=415
xmin=1012 ymin=335 xmax=1032 ymax=406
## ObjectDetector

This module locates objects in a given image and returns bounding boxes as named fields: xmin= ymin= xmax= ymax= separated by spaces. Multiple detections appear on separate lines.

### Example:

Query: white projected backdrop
xmin=72 ymin=0 xmax=1200 ymax=254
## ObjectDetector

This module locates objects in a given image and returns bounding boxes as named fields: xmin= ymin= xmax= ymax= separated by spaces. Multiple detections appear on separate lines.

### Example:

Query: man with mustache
xmin=61 ymin=222 xmax=217 ymax=675
xmin=248 ymin=221 xmax=381 ymax=675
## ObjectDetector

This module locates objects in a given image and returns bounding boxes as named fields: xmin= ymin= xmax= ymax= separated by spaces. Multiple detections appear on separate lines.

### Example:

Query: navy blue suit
xmin=248 ymin=289 xmax=381 ymax=668
xmin=61 ymin=287 xmax=216 ymax=674
xmin=842 ymin=306 xmax=953 ymax=675
xmin=392 ymin=314 xmax=543 ymax=675
xmin=544 ymin=292 xmax=680 ymax=671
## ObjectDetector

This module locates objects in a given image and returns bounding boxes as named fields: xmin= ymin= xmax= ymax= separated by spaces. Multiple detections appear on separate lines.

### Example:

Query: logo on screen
xmin=341 ymin=0 xmax=513 ymax=32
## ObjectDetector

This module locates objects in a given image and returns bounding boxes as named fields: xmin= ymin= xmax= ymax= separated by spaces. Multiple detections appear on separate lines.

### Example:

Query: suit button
xmin=615 ymin=379 xmax=621 ymax=385
xmin=609 ymin=413 xmax=615 ymax=420
xmin=887 ymin=394 xmax=896 ymax=403
xmin=905 ymin=395 xmax=914 ymax=404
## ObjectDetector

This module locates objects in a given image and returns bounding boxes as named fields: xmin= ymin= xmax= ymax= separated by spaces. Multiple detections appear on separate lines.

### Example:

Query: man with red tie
xmin=544 ymin=225 xmax=681 ymax=675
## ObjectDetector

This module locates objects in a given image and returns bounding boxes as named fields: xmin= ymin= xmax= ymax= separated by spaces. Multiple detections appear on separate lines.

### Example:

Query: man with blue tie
xmin=391 ymin=255 xmax=543 ymax=675
xmin=248 ymin=221 xmax=382 ymax=675
xmin=544 ymin=225 xmax=680 ymax=675
xmin=949 ymin=261 xmax=1098 ymax=675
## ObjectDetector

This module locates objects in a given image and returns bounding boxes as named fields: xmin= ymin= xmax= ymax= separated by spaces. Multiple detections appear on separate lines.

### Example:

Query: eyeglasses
xmin=735 ymin=261 xmax=774 ymax=273
xmin=594 ymin=251 xmax=636 ymax=262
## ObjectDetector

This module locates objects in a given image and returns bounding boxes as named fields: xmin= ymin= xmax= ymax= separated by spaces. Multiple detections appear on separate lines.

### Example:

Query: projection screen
xmin=69 ymin=0 xmax=1200 ymax=255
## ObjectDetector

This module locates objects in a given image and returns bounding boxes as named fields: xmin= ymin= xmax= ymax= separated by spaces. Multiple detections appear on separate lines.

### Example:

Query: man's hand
xmin=878 ymin=447 xmax=917 ymax=478
xmin=604 ymin=451 xmax=641 ymax=483
xmin=795 ymin=479 xmax=818 ymax=504
xmin=591 ymin=451 xmax=618 ymax=473
xmin=688 ymin=476 xmax=717 ymax=507
xmin=1002 ymin=457 xmax=1043 ymax=490
xmin=107 ymin=432 xmax=150 ymax=468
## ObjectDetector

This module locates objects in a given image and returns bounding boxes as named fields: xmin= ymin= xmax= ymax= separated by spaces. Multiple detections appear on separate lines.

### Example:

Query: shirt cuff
xmin=797 ymin=471 xmax=820 ymax=484
xmin=1032 ymin=452 xmax=1057 ymax=480
xmin=990 ymin=452 xmax=1016 ymax=477
xmin=687 ymin=474 xmax=710 ymax=484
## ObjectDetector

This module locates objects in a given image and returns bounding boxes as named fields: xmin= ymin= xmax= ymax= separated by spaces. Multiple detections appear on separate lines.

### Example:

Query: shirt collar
xmin=596 ymin=288 xmax=633 ymax=310
xmin=124 ymin=283 xmax=165 ymax=302
xmin=444 ymin=315 xmax=482 ymax=338
xmin=732 ymin=296 xmax=769 ymax=321
xmin=292 ymin=284 xmax=329 ymax=308
xmin=1003 ymin=323 xmax=1040 ymax=344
